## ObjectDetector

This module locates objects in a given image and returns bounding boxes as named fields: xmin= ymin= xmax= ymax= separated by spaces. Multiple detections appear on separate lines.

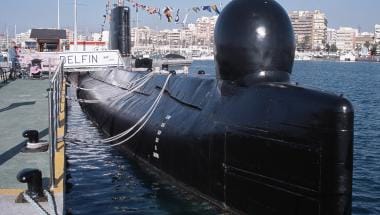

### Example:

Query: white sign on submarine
xmin=59 ymin=50 xmax=125 ymax=68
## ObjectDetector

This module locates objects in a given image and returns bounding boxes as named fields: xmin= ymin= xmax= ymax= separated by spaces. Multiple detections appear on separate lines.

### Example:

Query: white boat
xmin=294 ymin=55 xmax=312 ymax=61
xmin=192 ymin=55 xmax=214 ymax=61
xmin=340 ymin=53 xmax=356 ymax=62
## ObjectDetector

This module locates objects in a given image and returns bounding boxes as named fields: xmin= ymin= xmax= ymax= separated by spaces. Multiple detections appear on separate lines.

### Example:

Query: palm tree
xmin=364 ymin=41 xmax=371 ymax=50
xmin=370 ymin=44 xmax=377 ymax=56
xmin=325 ymin=43 xmax=331 ymax=53
xmin=330 ymin=44 xmax=338 ymax=53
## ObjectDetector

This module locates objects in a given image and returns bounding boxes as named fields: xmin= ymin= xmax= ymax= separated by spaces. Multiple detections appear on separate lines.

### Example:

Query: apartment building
xmin=289 ymin=10 xmax=327 ymax=50
xmin=336 ymin=27 xmax=358 ymax=52
xmin=0 ymin=33 xmax=8 ymax=50
xmin=327 ymin=28 xmax=337 ymax=45
xmin=375 ymin=24 xmax=380 ymax=43
xmin=194 ymin=16 xmax=217 ymax=47
xmin=129 ymin=16 xmax=218 ymax=56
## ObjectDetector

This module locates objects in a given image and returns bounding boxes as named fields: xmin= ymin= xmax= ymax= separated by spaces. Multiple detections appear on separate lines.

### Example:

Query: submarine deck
xmin=0 ymin=79 xmax=65 ymax=214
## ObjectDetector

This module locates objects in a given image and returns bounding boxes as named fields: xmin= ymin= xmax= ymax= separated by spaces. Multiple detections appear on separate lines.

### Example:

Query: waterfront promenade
xmin=0 ymin=79 xmax=65 ymax=214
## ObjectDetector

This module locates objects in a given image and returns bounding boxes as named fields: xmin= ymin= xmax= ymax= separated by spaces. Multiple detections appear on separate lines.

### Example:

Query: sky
xmin=0 ymin=0 xmax=379 ymax=36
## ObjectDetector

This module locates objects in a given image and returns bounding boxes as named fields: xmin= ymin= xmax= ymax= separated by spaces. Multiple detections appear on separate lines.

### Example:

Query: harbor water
xmin=65 ymin=60 xmax=380 ymax=214
xmin=65 ymin=85 xmax=221 ymax=214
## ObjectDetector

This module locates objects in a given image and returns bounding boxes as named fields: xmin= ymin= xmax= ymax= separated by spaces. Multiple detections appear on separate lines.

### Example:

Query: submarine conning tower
xmin=109 ymin=5 xmax=131 ymax=57
xmin=215 ymin=0 xmax=296 ymax=85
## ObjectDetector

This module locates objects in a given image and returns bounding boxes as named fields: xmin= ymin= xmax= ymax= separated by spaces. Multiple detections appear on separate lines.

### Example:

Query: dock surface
xmin=0 ymin=79 xmax=65 ymax=214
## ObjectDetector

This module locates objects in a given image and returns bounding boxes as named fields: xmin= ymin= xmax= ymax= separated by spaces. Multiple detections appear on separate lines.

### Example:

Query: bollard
xmin=198 ymin=70 xmax=205 ymax=75
xmin=16 ymin=168 xmax=47 ymax=203
xmin=22 ymin=130 xmax=49 ymax=151
xmin=22 ymin=130 xmax=39 ymax=143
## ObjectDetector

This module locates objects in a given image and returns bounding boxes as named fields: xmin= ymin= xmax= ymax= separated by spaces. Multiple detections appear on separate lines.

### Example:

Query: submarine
xmin=75 ymin=0 xmax=353 ymax=214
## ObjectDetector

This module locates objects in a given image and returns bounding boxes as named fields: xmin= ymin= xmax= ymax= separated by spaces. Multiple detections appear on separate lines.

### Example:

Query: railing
xmin=0 ymin=62 xmax=10 ymax=83
xmin=48 ymin=59 xmax=65 ymax=189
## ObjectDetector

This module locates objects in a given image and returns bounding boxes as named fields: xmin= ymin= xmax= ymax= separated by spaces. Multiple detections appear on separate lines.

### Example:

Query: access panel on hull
xmin=224 ymin=126 xmax=321 ymax=214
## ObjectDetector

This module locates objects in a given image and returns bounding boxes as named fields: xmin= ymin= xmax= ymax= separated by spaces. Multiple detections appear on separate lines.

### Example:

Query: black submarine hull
xmin=76 ymin=0 xmax=353 ymax=214
xmin=77 ymin=69 xmax=353 ymax=214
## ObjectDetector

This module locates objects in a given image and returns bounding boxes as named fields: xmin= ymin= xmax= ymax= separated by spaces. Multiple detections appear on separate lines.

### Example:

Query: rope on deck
xmin=64 ymin=73 xmax=173 ymax=147
xmin=65 ymin=96 xmax=101 ymax=104
xmin=23 ymin=190 xmax=58 ymax=215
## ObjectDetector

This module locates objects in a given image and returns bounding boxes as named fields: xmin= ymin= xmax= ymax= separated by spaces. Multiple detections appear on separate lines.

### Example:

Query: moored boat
xmin=340 ymin=53 xmax=356 ymax=62
xmin=76 ymin=0 xmax=354 ymax=214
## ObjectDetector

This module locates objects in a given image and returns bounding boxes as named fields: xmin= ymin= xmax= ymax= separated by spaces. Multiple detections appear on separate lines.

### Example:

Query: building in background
xmin=289 ymin=11 xmax=313 ymax=50
xmin=180 ymin=24 xmax=196 ymax=49
xmin=326 ymin=28 xmax=337 ymax=46
xmin=289 ymin=10 xmax=327 ymax=51
xmin=311 ymin=11 xmax=328 ymax=50
xmin=194 ymin=16 xmax=217 ymax=49
xmin=15 ymin=30 xmax=38 ymax=50
xmin=30 ymin=29 xmax=67 ymax=52
xmin=355 ymin=32 xmax=374 ymax=55
xmin=336 ymin=27 xmax=358 ymax=52
xmin=375 ymin=24 xmax=380 ymax=43
xmin=0 ymin=33 xmax=8 ymax=51
xmin=69 ymin=41 xmax=107 ymax=51
xmin=131 ymin=26 xmax=155 ymax=55
xmin=92 ymin=31 xmax=109 ymax=42
xmin=65 ymin=29 xmax=74 ymax=43
xmin=128 ymin=16 xmax=218 ymax=57
xmin=16 ymin=30 xmax=31 ymax=45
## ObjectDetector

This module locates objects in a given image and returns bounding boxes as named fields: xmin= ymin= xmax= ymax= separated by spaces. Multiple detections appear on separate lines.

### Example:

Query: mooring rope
xmin=65 ymin=82 xmax=96 ymax=91
xmin=65 ymin=96 xmax=101 ymax=104
xmin=125 ymin=72 xmax=155 ymax=90
xmin=109 ymin=73 xmax=172 ymax=147
xmin=66 ymin=71 xmax=154 ymax=104
xmin=23 ymin=190 xmax=58 ymax=215
xmin=44 ymin=190 xmax=58 ymax=215
xmin=64 ymin=73 xmax=172 ymax=147
xmin=66 ymin=75 xmax=151 ymax=104
xmin=67 ymin=72 xmax=154 ymax=91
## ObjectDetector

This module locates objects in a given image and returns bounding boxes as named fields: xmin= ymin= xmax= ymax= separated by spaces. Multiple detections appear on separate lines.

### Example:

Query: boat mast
xmin=74 ymin=0 xmax=78 ymax=50
xmin=14 ymin=25 xmax=16 ymax=44
xmin=6 ymin=25 xmax=8 ymax=48
xmin=58 ymin=0 xmax=60 ymax=29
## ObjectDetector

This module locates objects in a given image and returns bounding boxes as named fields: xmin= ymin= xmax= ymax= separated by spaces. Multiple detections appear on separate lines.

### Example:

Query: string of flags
xmin=99 ymin=1 xmax=111 ymax=41
xmin=125 ymin=0 xmax=222 ymax=25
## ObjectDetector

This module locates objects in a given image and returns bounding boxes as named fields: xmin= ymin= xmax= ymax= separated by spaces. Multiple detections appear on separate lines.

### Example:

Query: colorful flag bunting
xmin=123 ymin=1 xmax=223 ymax=24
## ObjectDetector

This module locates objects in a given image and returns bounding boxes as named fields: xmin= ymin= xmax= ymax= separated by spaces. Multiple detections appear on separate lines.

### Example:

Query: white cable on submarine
xmin=65 ymin=72 xmax=173 ymax=146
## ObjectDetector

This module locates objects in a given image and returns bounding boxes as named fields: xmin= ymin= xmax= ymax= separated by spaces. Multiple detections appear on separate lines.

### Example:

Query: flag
xmin=157 ymin=8 xmax=162 ymax=20
xmin=182 ymin=12 xmax=190 ymax=26
xmin=133 ymin=3 xmax=138 ymax=12
xmin=164 ymin=7 xmax=173 ymax=22
xmin=211 ymin=4 xmax=220 ymax=14
xmin=192 ymin=7 xmax=201 ymax=13
xmin=175 ymin=9 xmax=180 ymax=23
xmin=202 ymin=6 xmax=212 ymax=13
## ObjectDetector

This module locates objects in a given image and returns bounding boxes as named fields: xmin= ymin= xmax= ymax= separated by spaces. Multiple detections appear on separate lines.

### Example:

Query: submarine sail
xmin=109 ymin=5 xmax=131 ymax=56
